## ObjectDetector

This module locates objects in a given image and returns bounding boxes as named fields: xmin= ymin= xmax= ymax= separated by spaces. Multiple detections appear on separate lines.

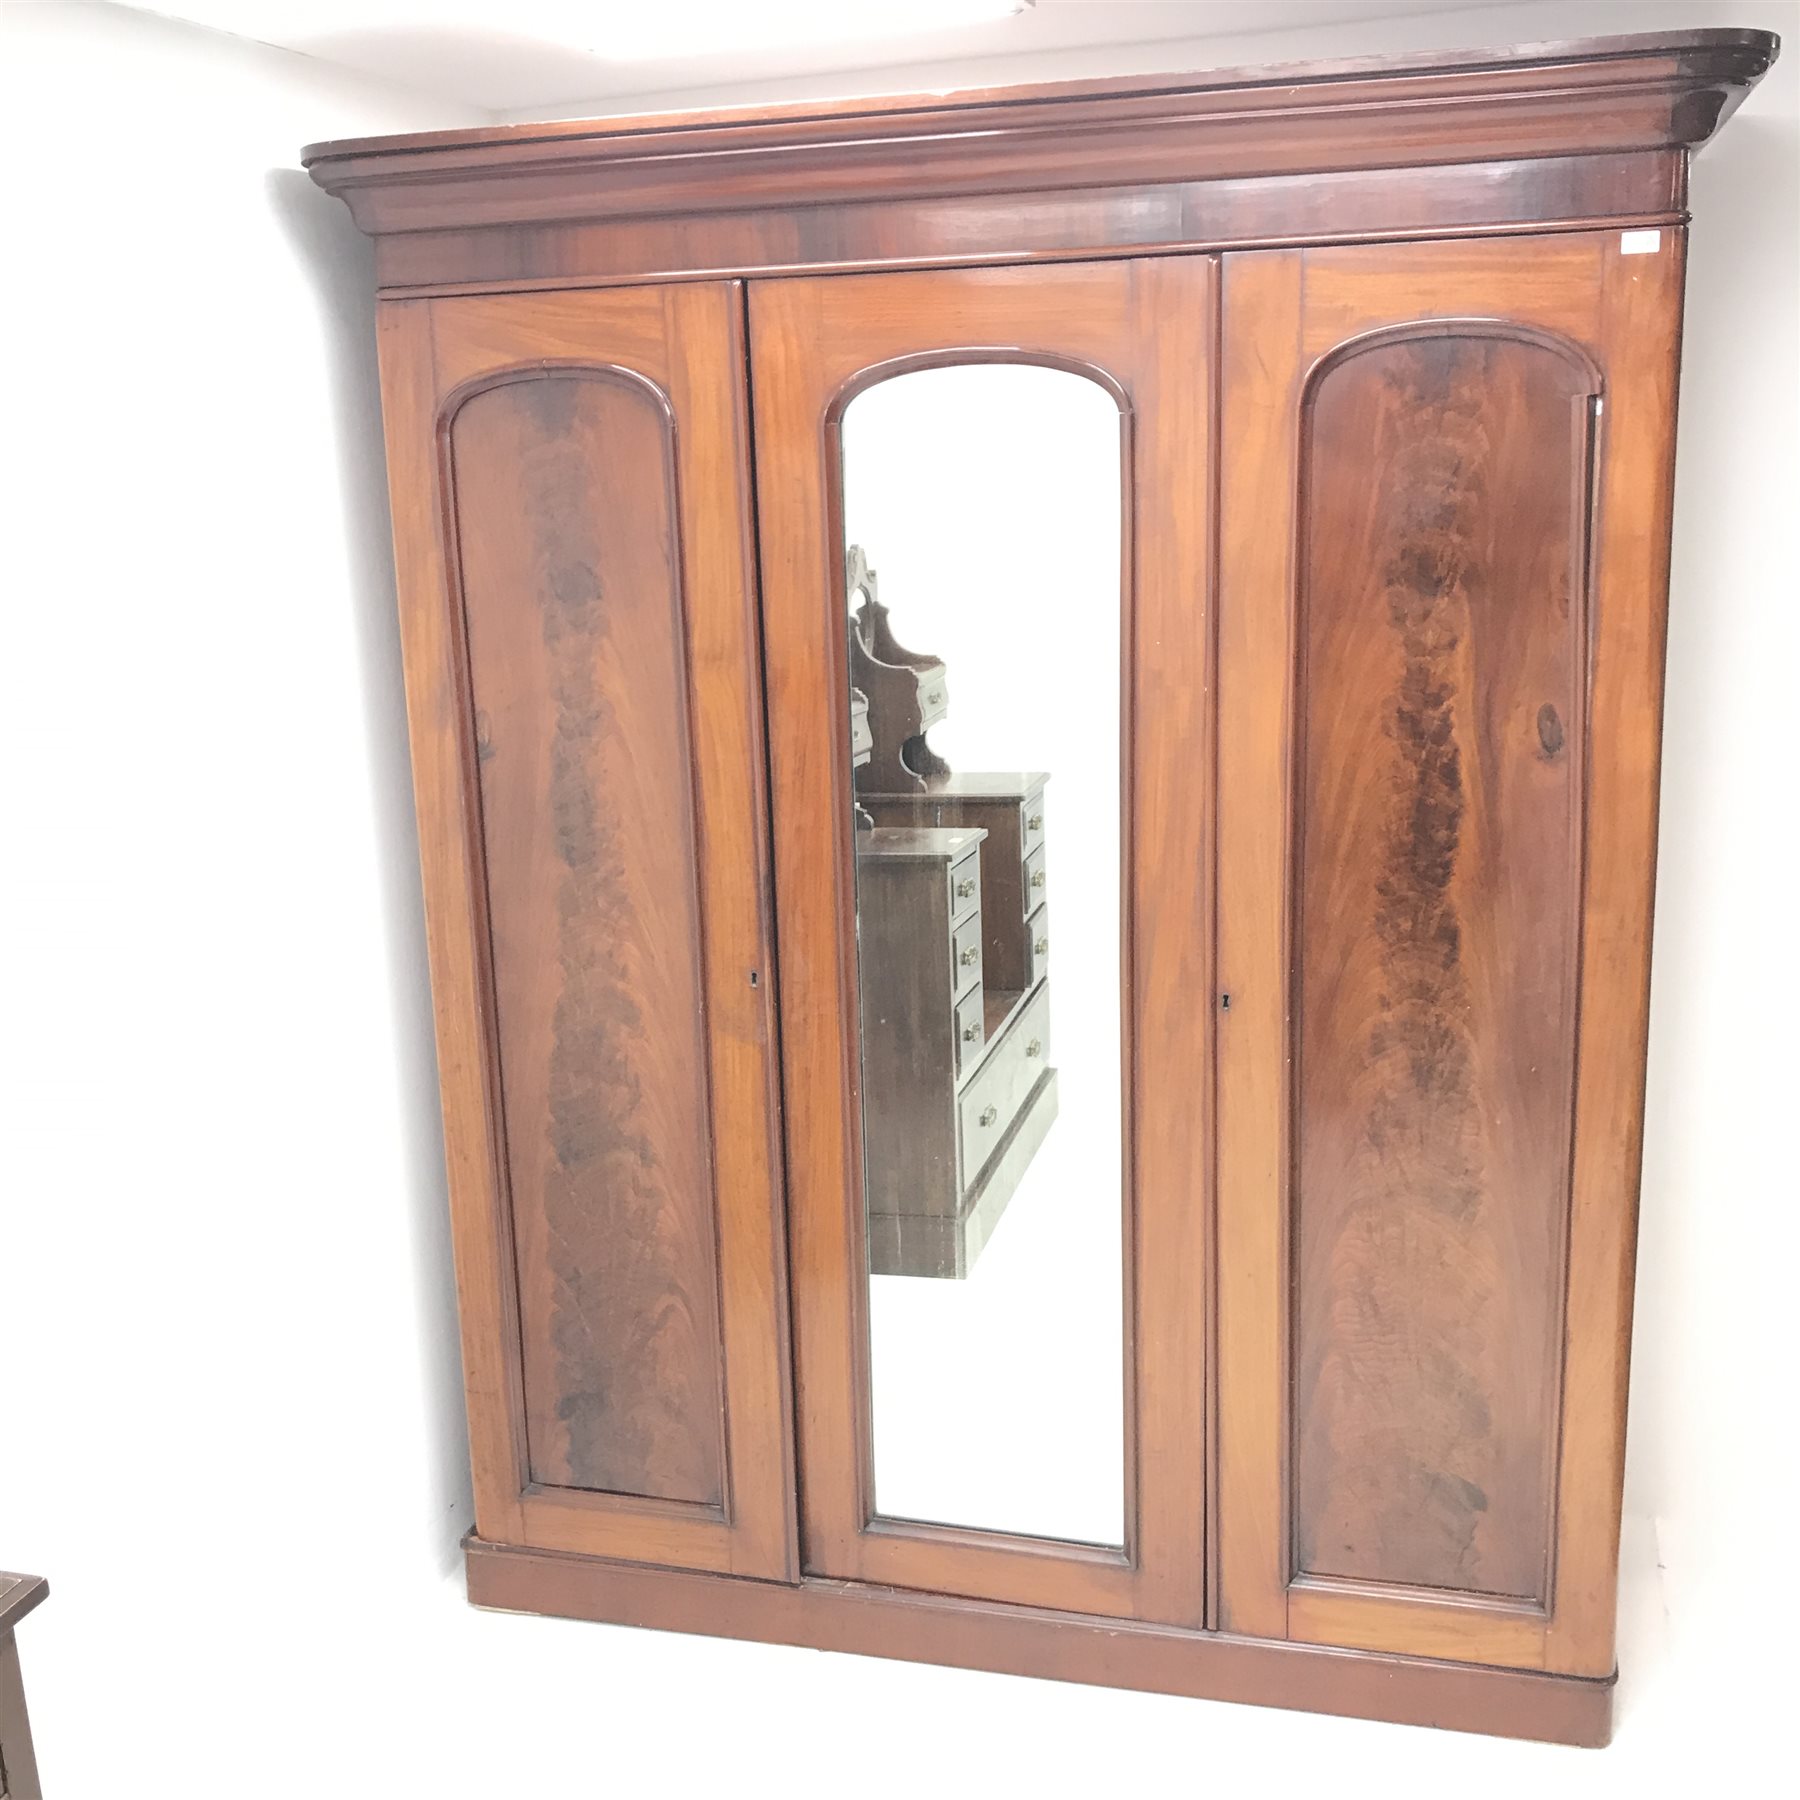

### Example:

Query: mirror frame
xmin=750 ymin=257 xmax=1216 ymax=1623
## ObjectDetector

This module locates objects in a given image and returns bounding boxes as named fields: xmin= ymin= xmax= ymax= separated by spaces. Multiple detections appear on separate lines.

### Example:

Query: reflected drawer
xmin=953 ymin=985 xmax=985 ymax=1079
xmin=958 ymin=983 xmax=1052 ymax=1190
xmin=915 ymin=667 xmax=949 ymax=730
xmin=1022 ymin=843 xmax=1048 ymax=914
xmin=1021 ymin=794 xmax=1047 ymax=857
xmin=947 ymin=848 xmax=981 ymax=926
xmin=951 ymin=912 xmax=983 ymax=998
xmin=1027 ymin=903 xmax=1050 ymax=987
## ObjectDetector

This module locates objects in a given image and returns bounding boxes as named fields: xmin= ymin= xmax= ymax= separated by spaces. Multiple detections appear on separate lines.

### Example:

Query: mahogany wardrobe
xmin=306 ymin=28 xmax=1777 ymax=1746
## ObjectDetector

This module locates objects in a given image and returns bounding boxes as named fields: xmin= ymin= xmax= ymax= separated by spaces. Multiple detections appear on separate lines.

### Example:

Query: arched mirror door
xmin=752 ymin=259 xmax=1214 ymax=1622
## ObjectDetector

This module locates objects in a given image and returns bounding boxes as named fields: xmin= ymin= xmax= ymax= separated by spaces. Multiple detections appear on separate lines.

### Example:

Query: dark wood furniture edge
xmin=304 ymin=28 xmax=1774 ymax=168
xmin=0 ymin=1576 xmax=47 ymax=1634
xmin=361 ymin=153 xmax=1691 ymax=298
xmin=464 ymin=1536 xmax=1614 ymax=1746
xmin=302 ymin=29 xmax=1778 ymax=248
xmin=303 ymin=30 xmax=1775 ymax=247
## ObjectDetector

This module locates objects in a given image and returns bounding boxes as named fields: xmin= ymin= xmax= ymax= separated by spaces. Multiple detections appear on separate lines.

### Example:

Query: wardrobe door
xmin=752 ymin=259 xmax=1211 ymax=1622
xmin=377 ymin=284 xmax=794 ymax=1577
xmin=1216 ymin=231 xmax=1684 ymax=1673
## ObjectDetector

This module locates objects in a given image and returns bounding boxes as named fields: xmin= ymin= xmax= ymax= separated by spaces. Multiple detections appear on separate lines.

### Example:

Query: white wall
xmin=1 ymin=2 xmax=1793 ymax=1796
xmin=0 ymin=2 xmax=492 ymax=1790
xmin=510 ymin=0 xmax=1799 ymax=119
xmin=1630 ymin=0 xmax=1800 ymax=1730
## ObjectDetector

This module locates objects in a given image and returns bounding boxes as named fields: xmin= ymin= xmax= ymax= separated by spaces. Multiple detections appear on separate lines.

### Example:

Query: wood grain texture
xmin=1215 ymin=229 xmax=1685 ymax=1675
xmin=448 ymin=370 xmax=723 ymax=1503
xmin=321 ymin=24 xmax=1757 ymax=1725
xmin=375 ymin=284 xmax=795 ymax=1576
xmin=1214 ymin=247 xmax=1303 ymax=1643
xmin=750 ymin=258 xmax=1212 ymax=1622
xmin=466 ymin=1536 xmax=1617 ymax=1748
xmin=1544 ymin=224 xmax=1687 ymax=1679
xmin=362 ymin=152 xmax=1686 ymax=298
xmin=376 ymin=299 xmax=530 ymax=1550
xmin=308 ymin=28 xmax=1771 ymax=162
xmin=1291 ymin=330 xmax=1594 ymax=1600
xmin=304 ymin=29 xmax=1772 ymax=244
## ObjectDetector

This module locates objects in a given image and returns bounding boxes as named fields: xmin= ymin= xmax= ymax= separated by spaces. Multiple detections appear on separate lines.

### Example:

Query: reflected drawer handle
xmin=962 ymin=1023 xmax=981 ymax=1043
xmin=955 ymin=878 xmax=976 ymax=898
xmin=979 ymin=1105 xmax=998 ymax=1127
xmin=1027 ymin=813 xmax=1043 ymax=832
xmin=959 ymin=946 xmax=980 ymax=967
xmin=1030 ymin=870 xmax=1046 ymax=889
xmin=1034 ymin=936 xmax=1050 ymax=956
xmin=1026 ymin=1036 xmax=1042 ymax=1058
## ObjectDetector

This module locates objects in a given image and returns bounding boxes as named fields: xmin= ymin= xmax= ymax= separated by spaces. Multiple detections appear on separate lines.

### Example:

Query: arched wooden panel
xmin=444 ymin=368 xmax=725 ymax=1506
xmin=1289 ymin=327 xmax=1597 ymax=1601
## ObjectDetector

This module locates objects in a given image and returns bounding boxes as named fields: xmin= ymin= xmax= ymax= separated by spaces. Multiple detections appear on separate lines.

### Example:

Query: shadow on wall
xmin=264 ymin=164 xmax=475 ymax=1573
xmin=1627 ymin=79 xmax=1799 ymax=1645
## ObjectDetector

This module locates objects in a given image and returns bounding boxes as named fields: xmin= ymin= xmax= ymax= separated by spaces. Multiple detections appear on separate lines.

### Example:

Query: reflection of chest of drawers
xmin=855 ymin=772 xmax=1058 ymax=1279
xmin=863 ymin=774 xmax=1051 ymax=993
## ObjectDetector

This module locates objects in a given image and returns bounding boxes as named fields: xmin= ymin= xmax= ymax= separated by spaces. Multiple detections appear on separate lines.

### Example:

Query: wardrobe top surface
xmin=0 ymin=1571 xmax=48 ymax=1633
xmin=866 ymin=774 xmax=1053 ymax=803
xmin=303 ymin=27 xmax=1775 ymax=170
xmin=858 ymin=828 xmax=989 ymax=864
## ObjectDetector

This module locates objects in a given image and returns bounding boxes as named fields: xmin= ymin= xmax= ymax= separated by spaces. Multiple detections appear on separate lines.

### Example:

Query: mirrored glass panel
xmin=841 ymin=363 xmax=1125 ymax=1545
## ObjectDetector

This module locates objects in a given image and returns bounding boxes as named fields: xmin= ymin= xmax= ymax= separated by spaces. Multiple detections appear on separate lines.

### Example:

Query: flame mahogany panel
xmin=447 ymin=371 xmax=725 ymax=1505
xmin=1291 ymin=331 xmax=1595 ymax=1600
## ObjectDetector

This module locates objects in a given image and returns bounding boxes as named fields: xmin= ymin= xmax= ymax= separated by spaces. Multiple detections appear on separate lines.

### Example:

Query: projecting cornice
xmin=304 ymin=28 xmax=1777 ymax=238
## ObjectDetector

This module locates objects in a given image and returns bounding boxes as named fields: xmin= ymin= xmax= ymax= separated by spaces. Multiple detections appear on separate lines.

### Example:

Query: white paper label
xmin=1620 ymin=229 xmax=1662 ymax=256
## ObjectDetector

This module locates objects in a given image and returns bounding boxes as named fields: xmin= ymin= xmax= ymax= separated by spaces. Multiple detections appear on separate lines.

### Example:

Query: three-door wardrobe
xmin=305 ymin=26 xmax=1778 ymax=1746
